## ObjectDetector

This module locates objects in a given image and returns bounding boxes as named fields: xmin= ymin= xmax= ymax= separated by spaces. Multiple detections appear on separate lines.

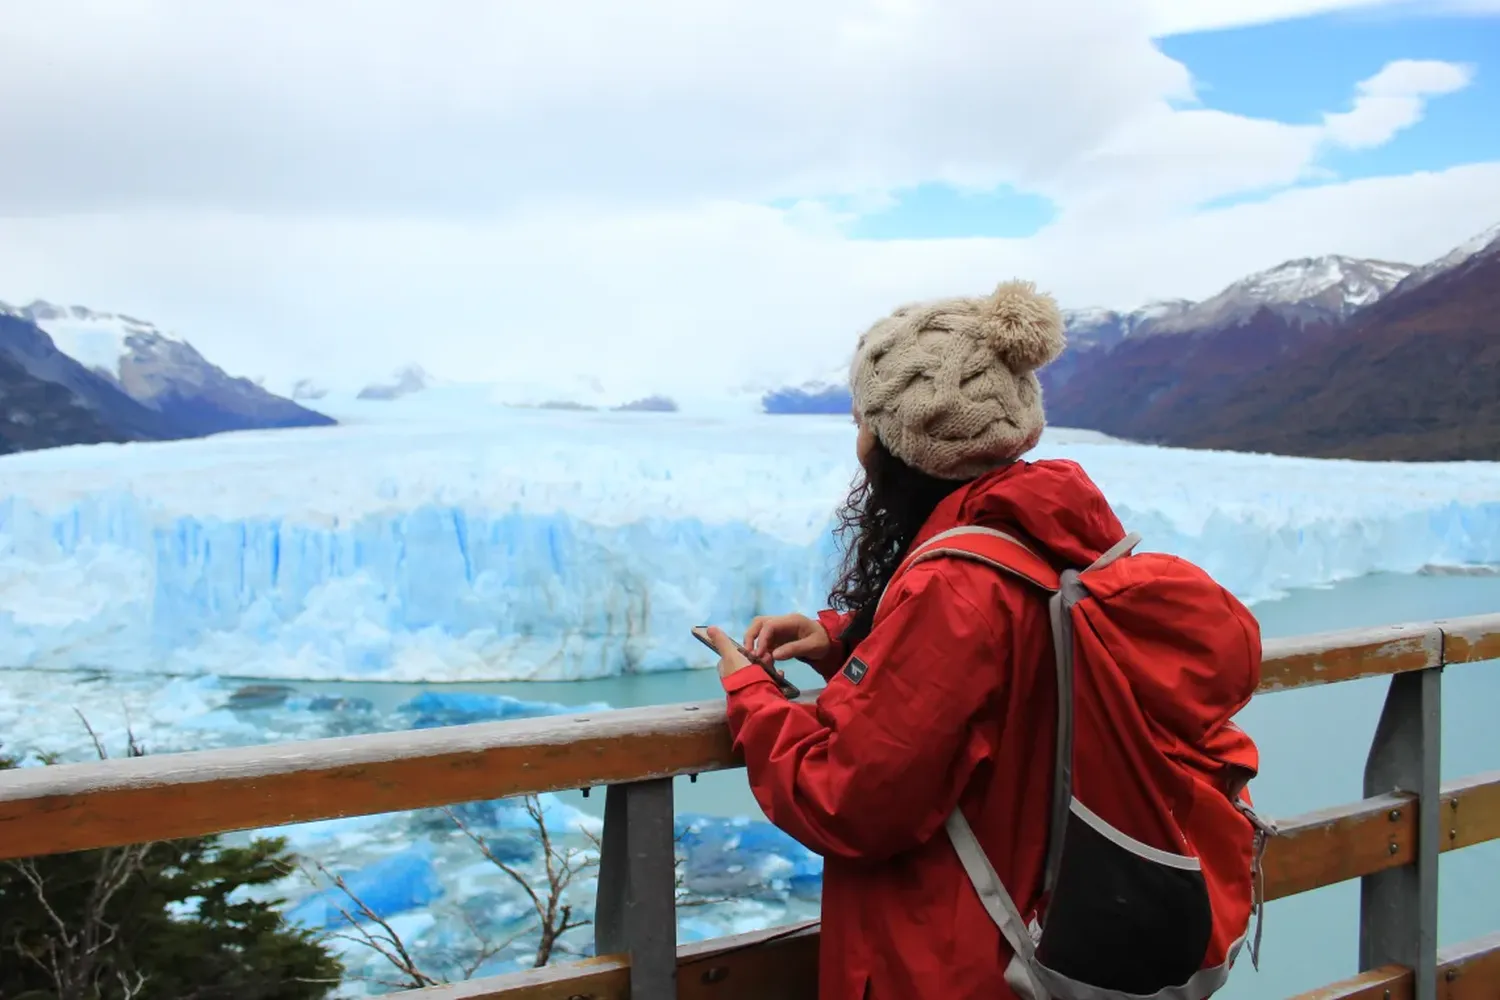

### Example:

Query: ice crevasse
xmin=1 ymin=408 xmax=1498 ymax=682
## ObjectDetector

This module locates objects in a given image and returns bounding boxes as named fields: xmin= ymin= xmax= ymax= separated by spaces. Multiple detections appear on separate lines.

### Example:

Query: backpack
xmin=878 ymin=525 xmax=1276 ymax=1000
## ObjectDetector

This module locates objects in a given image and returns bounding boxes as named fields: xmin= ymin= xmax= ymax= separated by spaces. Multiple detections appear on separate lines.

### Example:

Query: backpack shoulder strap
xmin=886 ymin=526 xmax=1143 ymax=932
xmin=884 ymin=525 xmax=1062 ymax=601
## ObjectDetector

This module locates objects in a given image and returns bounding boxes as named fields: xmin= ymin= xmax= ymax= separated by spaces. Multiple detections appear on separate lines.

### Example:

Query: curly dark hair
xmin=828 ymin=436 xmax=965 ymax=650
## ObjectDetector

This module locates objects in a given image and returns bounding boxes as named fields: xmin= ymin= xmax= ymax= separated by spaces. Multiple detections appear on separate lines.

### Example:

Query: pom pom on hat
xmin=981 ymin=280 xmax=1066 ymax=373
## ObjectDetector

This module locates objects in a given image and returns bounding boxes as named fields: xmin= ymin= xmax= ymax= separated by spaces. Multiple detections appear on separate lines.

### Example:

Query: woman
xmin=705 ymin=280 xmax=1138 ymax=999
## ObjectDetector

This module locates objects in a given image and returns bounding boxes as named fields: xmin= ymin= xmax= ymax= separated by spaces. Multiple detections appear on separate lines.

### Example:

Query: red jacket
xmin=724 ymin=459 xmax=1131 ymax=1000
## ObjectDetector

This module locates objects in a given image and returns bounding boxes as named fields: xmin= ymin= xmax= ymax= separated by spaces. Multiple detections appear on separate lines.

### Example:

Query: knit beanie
xmin=849 ymin=280 xmax=1066 ymax=480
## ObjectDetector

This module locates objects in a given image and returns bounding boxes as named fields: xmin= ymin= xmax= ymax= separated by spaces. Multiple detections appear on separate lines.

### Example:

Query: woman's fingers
xmin=745 ymin=615 xmax=796 ymax=656
xmin=744 ymin=616 xmax=771 ymax=654
xmin=772 ymin=635 xmax=820 ymax=661
xmin=707 ymin=626 xmax=747 ymax=659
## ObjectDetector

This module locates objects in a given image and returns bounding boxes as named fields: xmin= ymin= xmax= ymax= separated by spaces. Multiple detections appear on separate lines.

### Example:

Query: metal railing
xmin=1 ymin=613 xmax=1498 ymax=1000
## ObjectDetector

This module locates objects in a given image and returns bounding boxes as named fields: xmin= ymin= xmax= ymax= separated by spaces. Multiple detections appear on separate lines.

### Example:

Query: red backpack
xmin=879 ymin=525 xmax=1275 ymax=1000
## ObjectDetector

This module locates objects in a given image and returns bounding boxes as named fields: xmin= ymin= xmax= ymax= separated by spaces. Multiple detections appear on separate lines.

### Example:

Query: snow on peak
xmin=1063 ymin=306 xmax=1116 ymax=326
xmin=1391 ymin=220 xmax=1500 ymax=295
xmin=357 ymin=364 xmax=433 ymax=401
xmin=1137 ymin=299 xmax=1196 ymax=322
xmin=291 ymin=378 xmax=330 ymax=401
xmin=3 ymin=299 xmax=183 ymax=381
xmin=1440 ymin=220 xmax=1500 ymax=266
xmin=1062 ymin=299 xmax=1194 ymax=348
xmin=1234 ymin=255 xmax=1412 ymax=309
xmin=1145 ymin=255 xmax=1414 ymax=336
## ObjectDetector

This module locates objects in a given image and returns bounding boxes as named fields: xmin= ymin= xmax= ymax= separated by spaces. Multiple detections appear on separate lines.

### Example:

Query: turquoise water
xmin=291 ymin=570 xmax=1500 ymax=998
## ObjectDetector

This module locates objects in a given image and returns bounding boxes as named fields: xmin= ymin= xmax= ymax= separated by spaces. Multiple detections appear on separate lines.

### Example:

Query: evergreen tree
xmin=0 ymin=751 xmax=343 ymax=1000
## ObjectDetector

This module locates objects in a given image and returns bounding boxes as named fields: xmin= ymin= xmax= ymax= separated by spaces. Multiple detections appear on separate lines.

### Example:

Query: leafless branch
xmin=305 ymin=793 xmax=615 ymax=984
xmin=305 ymin=860 xmax=440 ymax=990
xmin=445 ymin=807 xmax=546 ymax=921
xmin=7 ymin=835 xmax=149 ymax=1000
xmin=117 ymin=968 xmax=147 ymax=999
xmin=454 ymin=907 xmax=520 ymax=980
xmin=11 ymin=859 xmax=73 ymax=941
xmin=445 ymin=795 xmax=598 ymax=968
xmin=665 ymin=828 xmax=735 ymax=909
xmin=73 ymin=709 xmax=108 ymax=761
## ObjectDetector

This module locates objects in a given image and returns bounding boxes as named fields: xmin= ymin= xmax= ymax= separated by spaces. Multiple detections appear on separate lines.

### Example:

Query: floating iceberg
xmin=287 ymin=843 xmax=444 ymax=930
xmin=2 ymin=402 xmax=1498 ymax=682
xmin=399 ymin=690 xmax=610 ymax=729
xmin=676 ymin=813 xmax=824 ymax=901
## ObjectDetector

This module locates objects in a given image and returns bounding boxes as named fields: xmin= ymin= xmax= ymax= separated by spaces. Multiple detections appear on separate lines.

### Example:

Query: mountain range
xmin=0 ymin=301 xmax=334 ymax=455
xmin=7 ymin=222 xmax=1496 ymax=460
xmin=1039 ymin=223 xmax=1499 ymax=461
xmin=762 ymin=223 xmax=1499 ymax=461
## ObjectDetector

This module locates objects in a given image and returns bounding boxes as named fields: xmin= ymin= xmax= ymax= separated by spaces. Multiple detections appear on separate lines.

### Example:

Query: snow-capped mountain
xmin=357 ymin=364 xmax=432 ymax=401
xmin=1141 ymin=255 xmax=1415 ymax=336
xmin=291 ymin=378 xmax=330 ymax=401
xmin=0 ymin=300 xmax=335 ymax=436
xmin=1062 ymin=300 xmax=1194 ymax=350
xmin=1160 ymin=224 xmax=1500 ymax=461
xmin=1 ymin=311 xmax=179 ymax=452
xmin=1039 ymin=222 xmax=1499 ymax=460
xmin=1055 ymin=257 xmax=1411 ymax=352
xmin=1040 ymin=254 xmax=1414 ymax=441
xmin=753 ymin=362 xmax=855 ymax=415
xmin=1388 ymin=222 xmax=1500 ymax=297
xmin=3 ymin=301 xmax=162 ymax=379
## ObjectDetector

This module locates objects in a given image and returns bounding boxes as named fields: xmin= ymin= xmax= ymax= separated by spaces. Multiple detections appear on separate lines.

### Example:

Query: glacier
xmin=2 ymin=389 xmax=1498 ymax=682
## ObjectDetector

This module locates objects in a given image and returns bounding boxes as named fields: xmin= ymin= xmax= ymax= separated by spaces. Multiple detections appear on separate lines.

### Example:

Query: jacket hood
xmin=917 ymin=459 xmax=1261 ymax=749
xmin=923 ymin=459 xmax=1127 ymax=570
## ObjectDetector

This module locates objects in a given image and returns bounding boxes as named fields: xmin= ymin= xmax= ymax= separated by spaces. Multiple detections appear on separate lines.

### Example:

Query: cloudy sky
xmin=2 ymin=0 xmax=1498 ymax=400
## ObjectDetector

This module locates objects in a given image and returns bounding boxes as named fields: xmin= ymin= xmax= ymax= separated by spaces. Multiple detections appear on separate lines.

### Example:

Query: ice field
xmin=2 ymin=387 xmax=1497 ymax=682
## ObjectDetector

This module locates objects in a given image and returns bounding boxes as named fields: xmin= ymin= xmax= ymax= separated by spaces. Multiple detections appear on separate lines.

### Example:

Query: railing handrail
xmin=0 ymin=613 xmax=1496 ymax=861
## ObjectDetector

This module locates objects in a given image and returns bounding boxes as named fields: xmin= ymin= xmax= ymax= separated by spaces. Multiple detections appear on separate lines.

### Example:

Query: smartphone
xmin=692 ymin=625 xmax=801 ymax=699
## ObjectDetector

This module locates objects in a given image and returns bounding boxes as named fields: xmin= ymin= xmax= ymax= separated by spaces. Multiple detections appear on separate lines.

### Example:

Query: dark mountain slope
xmin=1175 ymin=250 xmax=1500 ymax=461
xmin=0 ymin=313 xmax=178 ymax=443
xmin=0 ymin=351 xmax=128 ymax=454
xmin=1042 ymin=308 xmax=1344 ymax=441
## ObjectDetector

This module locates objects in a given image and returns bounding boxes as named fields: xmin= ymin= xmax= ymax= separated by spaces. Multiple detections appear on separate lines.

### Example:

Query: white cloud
xmin=0 ymin=0 xmax=1185 ymax=214
xmin=1146 ymin=0 xmax=1405 ymax=34
xmin=0 ymin=0 xmax=1490 ymax=401
xmin=0 ymin=1 xmax=1470 ymax=221
xmin=1322 ymin=60 xmax=1476 ymax=149
xmin=1147 ymin=0 xmax=1500 ymax=34
xmin=5 ymin=164 xmax=1498 ymax=401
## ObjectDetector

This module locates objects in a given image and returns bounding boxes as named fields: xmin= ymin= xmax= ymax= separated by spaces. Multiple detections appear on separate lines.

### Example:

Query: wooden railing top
xmin=0 ymin=613 xmax=1496 ymax=860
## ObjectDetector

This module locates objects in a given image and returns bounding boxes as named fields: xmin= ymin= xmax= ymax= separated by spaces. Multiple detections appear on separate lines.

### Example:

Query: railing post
xmin=1360 ymin=666 xmax=1441 ymax=1000
xmin=596 ymin=778 xmax=678 ymax=999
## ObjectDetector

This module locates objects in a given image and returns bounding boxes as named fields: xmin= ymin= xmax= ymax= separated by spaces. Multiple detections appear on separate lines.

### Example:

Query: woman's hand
xmin=744 ymin=614 xmax=831 ymax=664
xmin=705 ymin=627 xmax=756 ymax=683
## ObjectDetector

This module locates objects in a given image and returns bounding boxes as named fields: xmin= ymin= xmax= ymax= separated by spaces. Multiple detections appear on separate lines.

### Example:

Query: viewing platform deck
xmin=2 ymin=614 xmax=1497 ymax=1000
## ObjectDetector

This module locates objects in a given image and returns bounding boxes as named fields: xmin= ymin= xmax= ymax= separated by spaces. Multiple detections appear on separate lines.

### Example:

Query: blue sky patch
xmin=1160 ymin=10 xmax=1499 ymax=181
xmin=842 ymin=184 xmax=1058 ymax=241
xmin=776 ymin=7 xmax=1496 ymax=239
xmin=772 ymin=184 xmax=1058 ymax=241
